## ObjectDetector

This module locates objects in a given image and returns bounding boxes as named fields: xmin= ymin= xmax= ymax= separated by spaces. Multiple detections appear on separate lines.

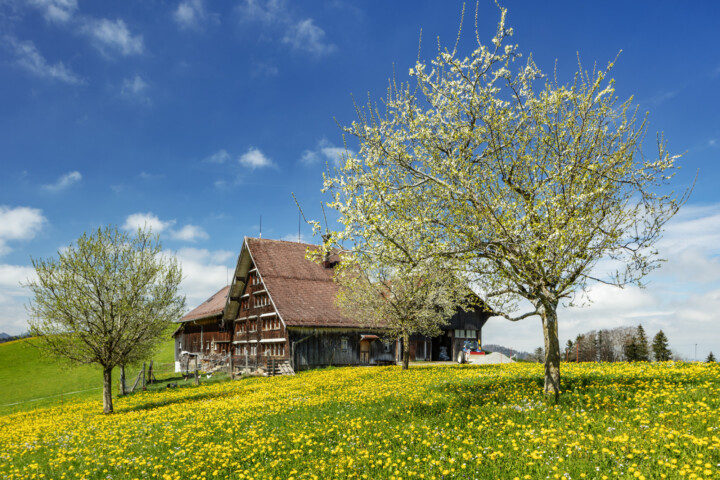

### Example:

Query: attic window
xmin=254 ymin=294 xmax=270 ymax=308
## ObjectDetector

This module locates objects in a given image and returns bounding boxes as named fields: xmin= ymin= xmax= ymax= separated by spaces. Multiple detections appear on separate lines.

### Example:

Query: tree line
xmin=558 ymin=325 xmax=672 ymax=362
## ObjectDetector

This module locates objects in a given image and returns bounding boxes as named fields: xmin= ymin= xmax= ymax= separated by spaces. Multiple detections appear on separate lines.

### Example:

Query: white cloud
xmin=173 ymin=0 xmax=211 ymax=30
xmin=42 ymin=171 xmax=82 ymax=191
xmin=282 ymin=19 xmax=335 ymax=56
xmin=0 ymin=264 xmax=38 ymax=336
xmin=203 ymin=149 xmax=231 ymax=164
xmin=171 ymin=225 xmax=209 ymax=242
xmin=123 ymin=212 xmax=175 ymax=234
xmin=27 ymin=0 xmax=78 ymax=23
xmin=0 ymin=206 xmax=46 ymax=257
xmin=121 ymin=75 xmax=148 ymax=95
xmin=174 ymin=247 xmax=234 ymax=309
xmin=281 ymin=232 xmax=313 ymax=244
xmin=81 ymin=18 xmax=144 ymax=56
xmin=236 ymin=0 xmax=287 ymax=24
xmin=4 ymin=36 xmax=83 ymax=85
xmin=300 ymin=138 xmax=351 ymax=166
xmin=236 ymin=0 xmax=335 ymax=56
xmin=123 ymin=213 xmax=210 ymax=243
xmin=0 ymin=264 xmax=37 ymax=290
xmin=238 ymin=147 xmax=275 ymax=169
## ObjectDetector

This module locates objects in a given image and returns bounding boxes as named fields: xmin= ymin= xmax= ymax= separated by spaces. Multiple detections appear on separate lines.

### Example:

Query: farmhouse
xmin=173 ymin=237 xmax=490 ymax=375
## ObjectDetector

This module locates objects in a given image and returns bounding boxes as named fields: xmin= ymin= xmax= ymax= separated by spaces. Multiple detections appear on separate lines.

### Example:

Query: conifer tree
xmin=624 ymin=336 xmax=639 ymax=362
xmin=651 ymin=330 xmax=672 ymax=361
xmin=634 ymin=325 xmax=650 ymax=361
xmin=707 ymin=352 xmax=717 ymax=363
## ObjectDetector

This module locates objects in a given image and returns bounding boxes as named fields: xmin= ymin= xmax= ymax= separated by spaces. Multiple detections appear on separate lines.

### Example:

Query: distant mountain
xmin=483 ymin=344 xmax=532 ymax=360
xmin=0 ymin=333 xmax=10 ymax=340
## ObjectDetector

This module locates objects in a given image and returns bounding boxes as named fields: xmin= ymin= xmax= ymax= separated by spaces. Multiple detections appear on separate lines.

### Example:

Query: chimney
xmin=321 ymin=233 xmax=333 ymax=268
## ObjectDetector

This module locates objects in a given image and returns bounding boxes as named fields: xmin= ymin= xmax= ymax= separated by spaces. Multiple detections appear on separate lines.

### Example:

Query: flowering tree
xmin=335 ymin=259 xmax=459 ymax=370
xmin=26 ymin=226 xmax=185 ymax=413
xmin=323 ymin=6 xmax=687 ymax=398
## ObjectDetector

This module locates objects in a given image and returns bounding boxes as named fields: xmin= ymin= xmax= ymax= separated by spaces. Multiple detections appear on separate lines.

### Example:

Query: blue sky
xmin=1 ymin=0 xmax=719 ymax=359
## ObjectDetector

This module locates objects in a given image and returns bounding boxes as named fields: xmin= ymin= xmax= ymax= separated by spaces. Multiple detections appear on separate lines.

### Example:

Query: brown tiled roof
xmin=246 ymin=237 xmax=365 ymax=328
xmin=178 ymin=285 xmax=229 ymax=323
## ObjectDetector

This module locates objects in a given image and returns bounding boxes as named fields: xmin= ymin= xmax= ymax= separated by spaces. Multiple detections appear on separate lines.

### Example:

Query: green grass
xmin=1 ymin=362 xmax=718 ymax=479
xmin=0 ymin=334 xmax=177 ymax=414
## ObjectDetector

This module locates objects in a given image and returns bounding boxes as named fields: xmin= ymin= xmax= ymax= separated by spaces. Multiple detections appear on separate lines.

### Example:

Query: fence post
xmin=194 ymin=356 xmax=199 ymax=386
xmin=119 ymin=365 xmax=126 ymax=396
xmin=142 ymin=363 xmax=146 ymax=391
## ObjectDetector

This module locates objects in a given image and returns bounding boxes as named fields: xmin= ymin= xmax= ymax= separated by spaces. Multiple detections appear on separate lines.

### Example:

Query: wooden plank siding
xmin=289 ymin=328 xmax=396 ymax=370
xmin=231 ymin=265 xmax=290 ymax=373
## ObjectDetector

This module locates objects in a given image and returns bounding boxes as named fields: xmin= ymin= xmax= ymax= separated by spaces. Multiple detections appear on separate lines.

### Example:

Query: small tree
xmin=324 ymin=5 xmax=687 ymax=399
xmin=565 ymin=340 xmax=574 ymax=362
xmin=26 ymin=226 xmax=185 ymax=414
xmin=624 ymin=335 xmax=639 ymax=362
xmin=335 ymin=261 xmax=459 ymax=370
xmin=652 ymin=330 xmax=672 ymax=361
xmin=533 ymin=347 xmax=544 ymax=363
xmin=635 ymin=325 xmax=650 ymax=361
xmin=707 ymin=352 xmax=716 ymax=363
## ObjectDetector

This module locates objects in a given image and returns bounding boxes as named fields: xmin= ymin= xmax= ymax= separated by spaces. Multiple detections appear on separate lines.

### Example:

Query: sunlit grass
xmin=1 ymin=362 xmax=718 ymax=479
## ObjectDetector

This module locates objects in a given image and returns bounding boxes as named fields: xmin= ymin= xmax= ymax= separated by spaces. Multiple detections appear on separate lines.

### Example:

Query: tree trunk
xmin=119 ymin=365 xmax=126 ymax=396
xmin=402 ymin=330 xmax=410 ymax=370
xmin=102 ymin=367 xmax=114 ymax=414
xmin=540 ymin=304 xmax=561 ymax=401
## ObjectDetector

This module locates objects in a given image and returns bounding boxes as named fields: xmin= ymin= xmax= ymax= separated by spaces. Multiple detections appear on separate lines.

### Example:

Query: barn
xmin=173 ymin=237 xmax=490 ymax=375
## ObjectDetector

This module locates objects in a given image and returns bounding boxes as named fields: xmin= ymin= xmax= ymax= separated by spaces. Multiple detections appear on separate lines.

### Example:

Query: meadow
xmin=0 ymin=337 xmax=176 ymax=414
xmin=1 ymin=361 xmax=719 ymax=480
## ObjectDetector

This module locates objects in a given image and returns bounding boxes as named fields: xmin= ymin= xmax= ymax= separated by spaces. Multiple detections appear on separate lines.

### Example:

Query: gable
xmin=224 ymin=237 xmax=367 ymax=328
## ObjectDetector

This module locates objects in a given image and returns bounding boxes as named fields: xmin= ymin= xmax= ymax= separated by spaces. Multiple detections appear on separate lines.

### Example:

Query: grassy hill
xmin=0 ymin=334 xmax=176 ymax=414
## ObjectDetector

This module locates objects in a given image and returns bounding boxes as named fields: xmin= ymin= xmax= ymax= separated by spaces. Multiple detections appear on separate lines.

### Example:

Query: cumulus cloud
xmin=203 ymin=149 xmax=231 ymax=164
xmin=123 ymin=213 xmax=208 ymax=243
xmin=300 ymin=138 xmax=350 ymax=166
xmin=121 ymin=75 xmax=148 ymax=95
xmin=236 ymin=0 xmax=287 ymax=24
xmin=174 ymin=247 xmax=235 ymax=309
xmin=280 ymin=232 xmax=313 ymax=244
xmin=236 ymin=0 xmax=335 ymax=56
xmin=3 ymin=36 xmax=83 ymax=85
xmin=173 ymin=0 xmax=214 ymax=30
xmin=238 ymin=147 xmax=275 ymax=170
xmin=27 ymin=0 xmax=78 ymax=23
xmin=0 ymin=206 xmax=46 ymax=257
xmin=42 ymin=171 xmax=82 ymax=192
xmin=282 ymin=19 xmax=336 ymax=56
xmin=172 ymin=225 xmax=209 ymax=242
xmin=0 ymin=264 xmax=38 ymax=335
xmin=81 ymin=18 xmax=144 ymax=56
xmin=123 ymin=212 xmax=175 ymax=233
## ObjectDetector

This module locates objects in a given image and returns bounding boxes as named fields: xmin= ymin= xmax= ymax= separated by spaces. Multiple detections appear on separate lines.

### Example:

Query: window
xmin=340 ymin=337 xmax=349 ymax=351
xmin=250 ymin=345 xmax=257 ymax=355
xmin=255 ymin=294 xmax=269 ymax=308
xmin=383 ymin=340 xmax=392 ymax=353
xmin=240 ymin=298 xmax=249 ymax=310
xmin=262 ymin=317 xmax=280 ymax=330
xmin=248 ymin=319 xmax=257 ymax=332
xmin=264 ymin=343 xmax=285 ymax=356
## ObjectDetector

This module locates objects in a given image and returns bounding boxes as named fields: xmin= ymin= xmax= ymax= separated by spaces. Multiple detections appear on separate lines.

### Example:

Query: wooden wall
xmin=289 ymin=329 xmax=396 ymax=370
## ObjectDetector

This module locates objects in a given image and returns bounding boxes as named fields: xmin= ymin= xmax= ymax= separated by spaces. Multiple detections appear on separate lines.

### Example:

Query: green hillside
xmin=0 ymin=335 xmax=176 ymax=414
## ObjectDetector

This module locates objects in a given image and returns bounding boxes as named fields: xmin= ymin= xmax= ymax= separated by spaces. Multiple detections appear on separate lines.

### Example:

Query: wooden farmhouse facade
xmin=173 ymin=237 xmax=490 ymax=375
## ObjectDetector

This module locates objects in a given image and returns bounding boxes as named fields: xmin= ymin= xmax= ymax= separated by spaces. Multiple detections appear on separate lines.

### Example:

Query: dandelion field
xmin=1 ymin=362 xmax=719 ymax=480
